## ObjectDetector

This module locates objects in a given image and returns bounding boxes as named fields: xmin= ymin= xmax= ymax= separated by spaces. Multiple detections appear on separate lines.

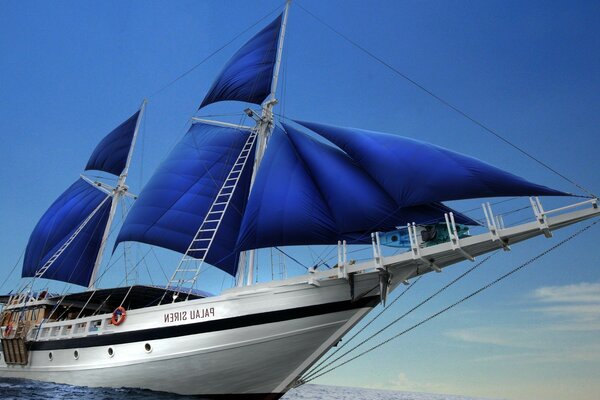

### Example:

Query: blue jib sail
xmin=115 ymin=122 xmax=255 ymax=276
xmin=85 ymin=110 xmax=140 ymax=176
xmin=199 ymin=14 xmax=283 ymax=109
xmin=22 ymin=178 xmax=111 ymax=287
xmin=236 ymin=126 xmax=477 ymax=252
xmin=296 ymin=120 xmax=567 ymax=207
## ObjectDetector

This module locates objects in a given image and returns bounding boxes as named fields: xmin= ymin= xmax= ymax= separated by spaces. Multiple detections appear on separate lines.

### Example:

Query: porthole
xmin=391 ymin=235 xmax=398 ymax=242
xmin=107 ymin=347 xmax=114 ymax=357
xmin=73 ymin=350 xmax=79 ymax=360
xmin=48 ymin=352 xmax=53 ymax=361
xmin=144 ymin=343 xmax=152 ymax=353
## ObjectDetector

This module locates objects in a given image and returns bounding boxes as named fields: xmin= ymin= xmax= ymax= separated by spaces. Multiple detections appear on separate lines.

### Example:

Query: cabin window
xmin=48 ymin=352 xmax=53 ymax=361
xmin=73 ymin=350 xmax=79 ymax=360
xmin=107 ymin=347 xmax=114 ymax=357
xmin=144 ymin=343 xmax=152 ymax=353
xmin=74 ymin=323 xmax=86 ymax=335
xmin=89 ymin=320 xmax=102 ymax=332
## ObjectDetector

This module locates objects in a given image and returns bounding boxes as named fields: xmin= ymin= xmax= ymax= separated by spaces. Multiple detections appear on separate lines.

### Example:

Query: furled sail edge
xmin=114 ymin=122 xmax=255 ymax=276
xmin=295 ymin=119 xmax=569 ymax=207
xmin=22 ymin=178 xmax=113 ymax=287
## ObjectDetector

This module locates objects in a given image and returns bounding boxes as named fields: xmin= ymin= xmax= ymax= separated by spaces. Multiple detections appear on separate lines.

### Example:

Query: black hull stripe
xmin=29 ymin=297 xmax=378 ymax=351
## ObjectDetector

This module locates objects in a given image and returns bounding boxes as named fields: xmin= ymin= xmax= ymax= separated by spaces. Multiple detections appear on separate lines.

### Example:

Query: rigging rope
xmin=303 ymin=252 xmax=496 ymax=381
xmin=0 ymin=250 xmax=24 ymax=294
xmin=295 ymin=1 xmax=595 ymax=198
xmin=300 ymin=219 xmax=598 ymax=384
xmin=306 ymin=275 xmax=423 ymax=376
xmin=148 ymin=3 xmax=285 ymax=99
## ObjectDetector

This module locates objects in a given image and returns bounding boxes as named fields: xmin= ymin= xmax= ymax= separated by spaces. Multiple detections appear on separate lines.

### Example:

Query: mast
xmin=88 ymin=99 xmax=147 ymax=290
xmin=242 ymin=0 xmax=291 ymax=286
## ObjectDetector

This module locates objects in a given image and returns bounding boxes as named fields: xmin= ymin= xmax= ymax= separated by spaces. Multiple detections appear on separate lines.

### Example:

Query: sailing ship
xmin=1 ymin=3 xmax=598 ymax=399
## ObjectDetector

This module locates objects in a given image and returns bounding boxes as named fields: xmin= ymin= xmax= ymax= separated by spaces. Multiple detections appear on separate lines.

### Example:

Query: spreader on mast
xmin=242 ymin=0 xmax=291 ymax=286
xmin=88 ymin=100 xmax=147 ymax=289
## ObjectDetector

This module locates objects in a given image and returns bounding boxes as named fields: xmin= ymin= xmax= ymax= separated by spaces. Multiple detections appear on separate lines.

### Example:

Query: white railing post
xmin=530 ymin=196 xmax=552 ymax=238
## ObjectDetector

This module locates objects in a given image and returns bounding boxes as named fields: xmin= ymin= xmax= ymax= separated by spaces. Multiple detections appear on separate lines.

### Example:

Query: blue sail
xmin=199 ymin=14 xmax=283 ymax=109
xmin=115 ymin=122 xmax=255 ymax=276
xmin=85 ymin=110 xmax=140 ymax=176
xmin=296 ymin=120 xmax=568 ymax=207
xmin=236 ymin=126 xmax=476 ymax=252
xmin=22 ymin=179 xmax=112 ymax=287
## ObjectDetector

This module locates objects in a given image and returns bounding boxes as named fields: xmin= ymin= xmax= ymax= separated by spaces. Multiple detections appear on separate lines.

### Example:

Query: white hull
xmin=0 ymin=273 xmax=380 ymax=398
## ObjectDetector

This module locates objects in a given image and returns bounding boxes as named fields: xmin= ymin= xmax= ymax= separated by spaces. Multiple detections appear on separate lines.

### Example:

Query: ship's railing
xmin=225 ymin=196 xmax=600 ymax=295
xmin=28 ymin=314 xmax=113 ymax=342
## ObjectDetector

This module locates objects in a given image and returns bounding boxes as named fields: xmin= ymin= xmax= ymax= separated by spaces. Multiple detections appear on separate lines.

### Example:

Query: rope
xmin=306 ymin=275 xmax=423 ymax=376
xmin=0 ymin=250 xmax=24 ymax=293
xmin=148 ymin=3 xmax=285 ymax=98
xmin=303 ymin=252 xmax=495 ymax=381
xmin=301 ymin=219 xmax=598 ymax=383
xmin=295 ymin=1 xmax=595 ymax=198
xmin=275 ymin=247 xmax=310 ymax=270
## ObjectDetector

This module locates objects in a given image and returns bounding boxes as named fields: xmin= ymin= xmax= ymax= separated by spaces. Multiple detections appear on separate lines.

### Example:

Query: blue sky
xmin=1 ymin=1 xmax=599 ymax=399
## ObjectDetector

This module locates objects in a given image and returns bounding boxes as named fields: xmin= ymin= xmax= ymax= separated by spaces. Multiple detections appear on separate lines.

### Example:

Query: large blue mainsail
xmin=22 ymin=179 xmax=112 ymax=287
xmin=199 ymin=14 xmax=283 ymax=109
xmin=85 ymin=110 xmax=140 ymax=176
xmin=236 ymin=126 xmax=477 ymax=252
xmin=115 ymin=122 xmax=255 ymax=276
xmin=296 ymin=120 xmax=567 ymax=206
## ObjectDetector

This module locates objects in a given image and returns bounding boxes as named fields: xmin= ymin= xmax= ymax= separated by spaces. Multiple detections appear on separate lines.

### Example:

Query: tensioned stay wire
xmin=303 ymin=252 xmax=496 ymax=380
xmin=294 ymin=1 xmax=595 ymax=198
xmin=147 ymin=3 xmax=285 ymax=99
xmin=301 ymin=219 xmax=598 ymax=383
xmin=306 ymin=275 xmax=423 ymax=376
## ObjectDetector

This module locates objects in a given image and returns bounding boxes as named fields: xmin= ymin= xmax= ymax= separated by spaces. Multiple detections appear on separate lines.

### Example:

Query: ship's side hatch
xmin=2 ymin=336 xmax=29 ymax=365
xmin=1 ymin=321 xmax=33 ymax=365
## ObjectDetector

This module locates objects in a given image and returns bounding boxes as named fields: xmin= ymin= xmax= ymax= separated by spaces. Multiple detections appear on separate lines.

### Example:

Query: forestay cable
xmin=148 ymin=3 xmax=285 ymax=98
xmin=306 ymin=275 xmax=423 ymax=375
xmin=295 ymin=1 xmax=595 ymax=198
xmin=303 ymin=252 xmax=496 ymax=381
xmin=301 ymin=220 xmax=598 ymax=383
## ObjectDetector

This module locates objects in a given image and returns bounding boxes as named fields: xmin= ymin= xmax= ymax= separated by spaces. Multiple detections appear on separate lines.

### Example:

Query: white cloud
xmin=444 ymin=328 xmax=534 ymax=348
xmin=383 ymin=371 xmax=463 ymax=396
xmin=529 ymin=282 xmax=600 ymax=331
xmin=532 ymin=282 xmax=600 ymax=304
xmin=444 ymin=282 xmax=600 ymax=362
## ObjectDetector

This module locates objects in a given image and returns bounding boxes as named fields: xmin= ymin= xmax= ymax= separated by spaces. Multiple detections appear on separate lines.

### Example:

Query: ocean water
xmin=0 ymin=378 xmax=492 ymax=400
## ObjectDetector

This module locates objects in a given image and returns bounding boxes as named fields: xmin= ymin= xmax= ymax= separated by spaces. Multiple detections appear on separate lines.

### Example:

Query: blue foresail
xmin=22 ymin=179 xmax=112 ymax=287
xmin=296 ymin=120 xmax=567 ymax=206
xmin=199 ymin=14 xmax=283 ymax=109
xmin=236 ymin=126 xmax=477 ymax=252
xmin=85 ymin=110 xmax=140 ymax=176
xmin=115 ymin=122 xmax=255 ymax=276
xmin=237 ymin=126 xmax=338 ymax=251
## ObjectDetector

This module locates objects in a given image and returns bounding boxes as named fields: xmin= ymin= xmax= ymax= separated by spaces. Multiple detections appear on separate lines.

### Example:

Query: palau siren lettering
xmin=163 ymin=307 xmax=215 ymax=323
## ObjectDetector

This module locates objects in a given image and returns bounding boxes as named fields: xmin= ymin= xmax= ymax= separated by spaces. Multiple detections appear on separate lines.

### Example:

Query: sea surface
xmin=0 ymin=378 xmax=493 ymax=400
